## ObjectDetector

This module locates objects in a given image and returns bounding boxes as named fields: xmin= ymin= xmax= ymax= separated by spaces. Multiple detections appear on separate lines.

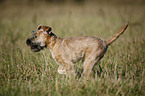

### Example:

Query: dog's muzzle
xmin=26 ymin=39 xmax=31 ymax=46
xmin=26 ymin=39 xmax=45 ymax=52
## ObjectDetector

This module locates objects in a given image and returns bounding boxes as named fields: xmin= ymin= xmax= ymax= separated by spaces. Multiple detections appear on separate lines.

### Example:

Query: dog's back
xmin=57 ymin=36 xmax=107 ymax=63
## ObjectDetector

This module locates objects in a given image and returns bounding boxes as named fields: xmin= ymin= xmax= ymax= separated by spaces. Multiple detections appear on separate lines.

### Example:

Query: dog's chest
xmin=49 ymin=49 xmax=63 ymax=66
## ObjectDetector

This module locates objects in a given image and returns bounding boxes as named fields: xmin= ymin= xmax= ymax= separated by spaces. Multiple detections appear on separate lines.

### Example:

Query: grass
xmin=0 ymin=0 xmax=145 ymax=96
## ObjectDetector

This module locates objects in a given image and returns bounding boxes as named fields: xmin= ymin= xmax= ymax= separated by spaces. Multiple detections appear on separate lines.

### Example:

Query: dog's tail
xmin=105 ymin=22 xmax=129 ymax=46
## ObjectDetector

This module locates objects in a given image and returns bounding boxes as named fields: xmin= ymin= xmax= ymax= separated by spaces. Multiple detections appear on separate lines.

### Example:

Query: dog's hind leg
xmin=82 ymin=56 xmax=101 ymax=78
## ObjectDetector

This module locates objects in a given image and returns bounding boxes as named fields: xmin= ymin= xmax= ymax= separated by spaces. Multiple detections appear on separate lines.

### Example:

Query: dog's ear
xmin=37 ymin=24 xmax=42 ymax=30
xmin=46 ymin=27 xmax=52 ymax=35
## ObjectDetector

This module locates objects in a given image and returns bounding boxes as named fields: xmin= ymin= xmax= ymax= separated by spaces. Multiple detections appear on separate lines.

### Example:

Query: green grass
xmin=0 ymin=0 xmax=145 ymax=96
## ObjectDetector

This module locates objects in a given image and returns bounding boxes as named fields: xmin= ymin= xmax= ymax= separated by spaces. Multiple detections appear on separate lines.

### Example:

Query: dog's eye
xmin=33 ymin=35 xmax=37 ymax=38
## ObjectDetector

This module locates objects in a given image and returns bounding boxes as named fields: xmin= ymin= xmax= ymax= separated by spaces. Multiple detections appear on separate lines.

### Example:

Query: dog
xmin=26 ymin=22 xmax=129 ymax=78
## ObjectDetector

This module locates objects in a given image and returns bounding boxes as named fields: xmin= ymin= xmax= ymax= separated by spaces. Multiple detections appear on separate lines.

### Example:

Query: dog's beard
xmin=30 ymin=43 xmax=45 ymax=52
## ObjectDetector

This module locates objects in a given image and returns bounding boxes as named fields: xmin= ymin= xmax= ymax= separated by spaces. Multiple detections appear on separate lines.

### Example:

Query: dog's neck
xmin=46 ymin=35 xmax=63 ymax=50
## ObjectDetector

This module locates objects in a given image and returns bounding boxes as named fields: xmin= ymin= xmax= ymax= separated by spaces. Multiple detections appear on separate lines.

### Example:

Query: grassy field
xmin=0 ymin=0 xmax=145 ymax=96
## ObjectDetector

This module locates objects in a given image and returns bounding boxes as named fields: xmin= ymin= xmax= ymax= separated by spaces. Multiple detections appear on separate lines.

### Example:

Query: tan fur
xmin=105 ymin=22 xmax=129 ymax=46
xmin=26 ymin=22 xmax=129 ymax=78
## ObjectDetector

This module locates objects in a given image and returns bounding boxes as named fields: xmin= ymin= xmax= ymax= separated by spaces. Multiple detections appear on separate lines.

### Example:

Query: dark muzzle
xmin=26 ymin=39 xmax=44 ymax=52
xmin=26 ymin=39 xmax=32 ymax=46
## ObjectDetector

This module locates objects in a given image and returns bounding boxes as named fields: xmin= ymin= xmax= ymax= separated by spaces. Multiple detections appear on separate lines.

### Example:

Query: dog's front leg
xmin=58 ymin=65 xmax=66 ymax=74
xmin=64 ymin=62 xmax=75 ymax=79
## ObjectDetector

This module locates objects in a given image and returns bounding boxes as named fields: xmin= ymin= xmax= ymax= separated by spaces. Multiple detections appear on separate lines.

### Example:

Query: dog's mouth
xmin=26 ymin=39 xmax=45 ymax=52
xmin=30 ymin=44 xmax=45 ymax=52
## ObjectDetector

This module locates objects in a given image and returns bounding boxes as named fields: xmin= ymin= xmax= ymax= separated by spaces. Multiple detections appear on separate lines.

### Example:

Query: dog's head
xmin=26 ymin=25 xmax=55 ymax=52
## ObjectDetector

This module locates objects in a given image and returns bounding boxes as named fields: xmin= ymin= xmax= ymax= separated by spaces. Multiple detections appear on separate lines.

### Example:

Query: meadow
xmin=0 ymin=0 xmax=145 ymax=96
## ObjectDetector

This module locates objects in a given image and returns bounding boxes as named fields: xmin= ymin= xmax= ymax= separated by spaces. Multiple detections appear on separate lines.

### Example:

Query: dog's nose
xmin=26 ymin=39 xmax=31 ymax=45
